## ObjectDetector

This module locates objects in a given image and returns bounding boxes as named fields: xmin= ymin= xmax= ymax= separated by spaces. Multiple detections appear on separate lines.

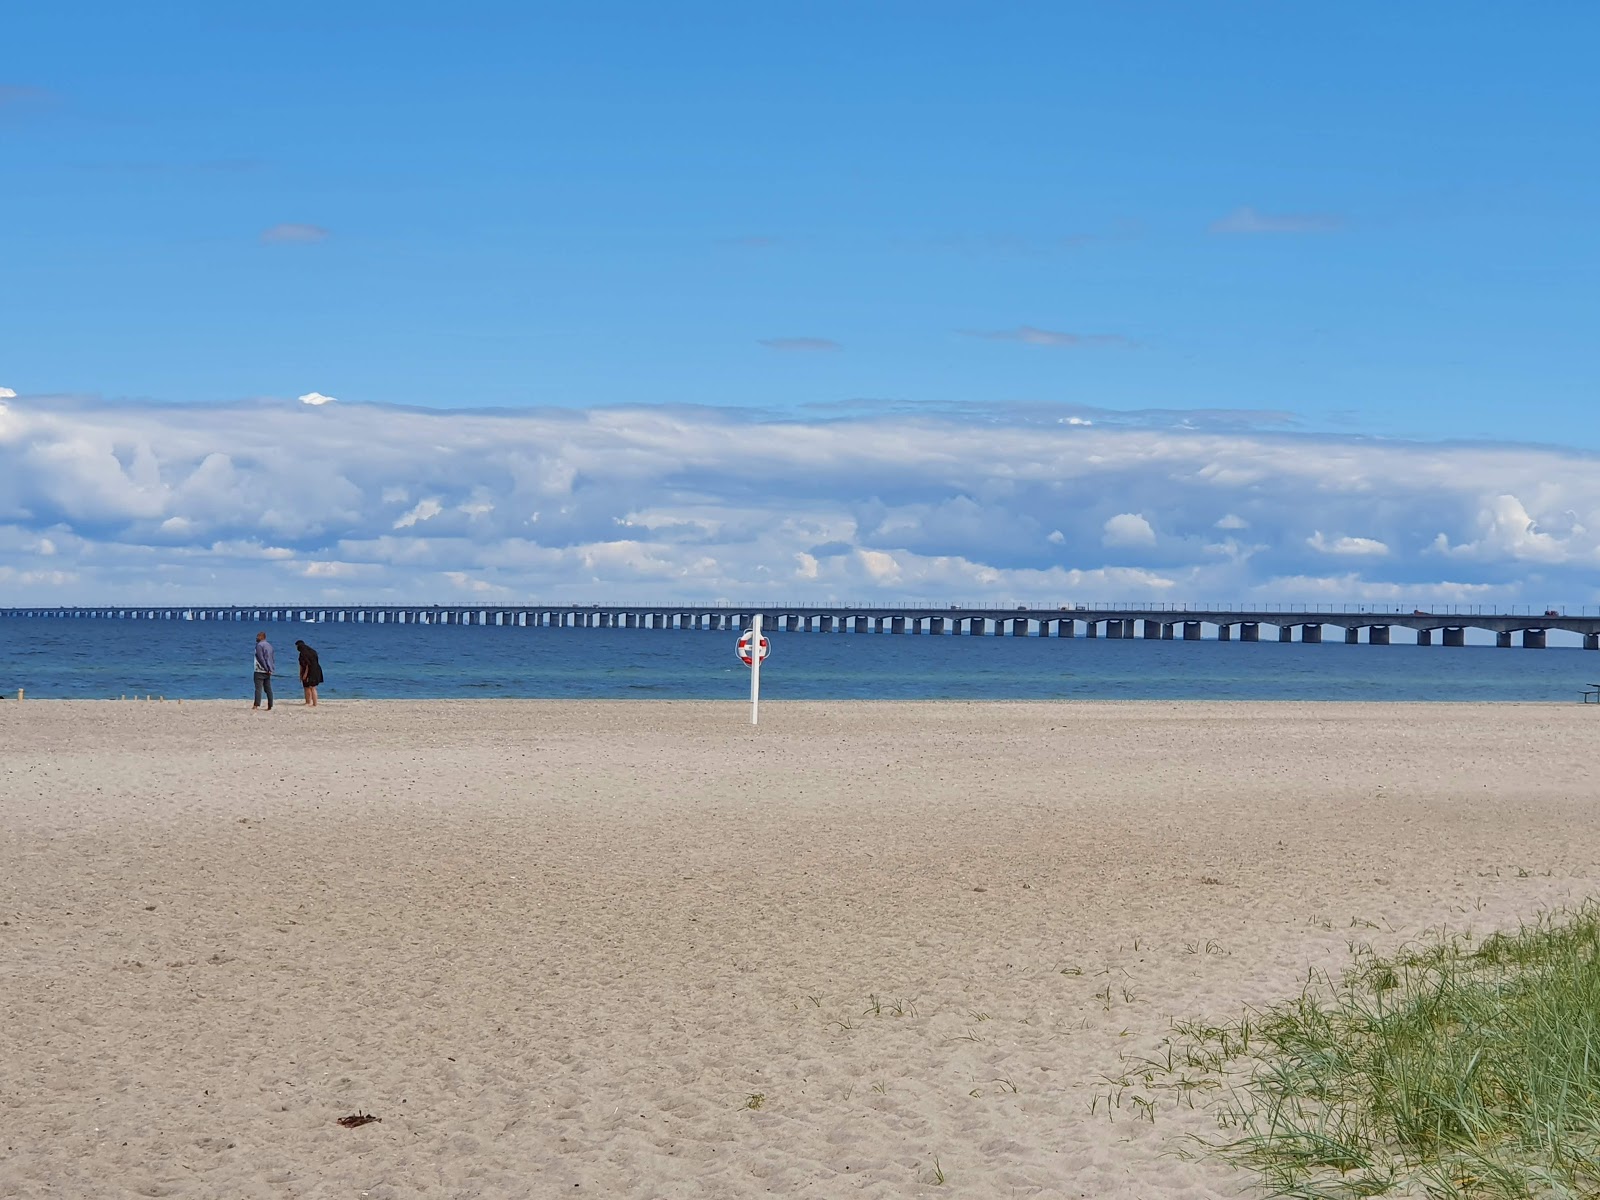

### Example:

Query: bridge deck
xmin=3 ymin=605 xmax=1597 ymax=645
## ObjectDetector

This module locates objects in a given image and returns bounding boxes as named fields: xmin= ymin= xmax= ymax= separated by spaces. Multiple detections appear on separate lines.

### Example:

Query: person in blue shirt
xmin=253 ymin=632 xmax=276 ymax=711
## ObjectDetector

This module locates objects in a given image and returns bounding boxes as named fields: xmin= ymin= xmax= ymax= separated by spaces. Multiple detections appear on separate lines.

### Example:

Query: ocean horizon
xmin=0 ymin=616 xmax=1592 ymax=703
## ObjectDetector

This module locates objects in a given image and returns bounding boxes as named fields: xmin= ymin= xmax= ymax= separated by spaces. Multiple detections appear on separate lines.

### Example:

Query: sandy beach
xmin=1 ymin=699 xmax=1595 ymax=1199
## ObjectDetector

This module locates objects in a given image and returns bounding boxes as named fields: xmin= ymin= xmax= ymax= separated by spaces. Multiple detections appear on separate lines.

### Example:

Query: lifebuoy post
xmin=737 ymin=614 xmax=769 ymax=725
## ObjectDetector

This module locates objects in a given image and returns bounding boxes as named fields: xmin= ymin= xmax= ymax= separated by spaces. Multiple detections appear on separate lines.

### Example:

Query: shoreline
xmin=2 ymin=695 xmax=1590 ymax=705
xmin=3 ymin=700 xmax=1595 ymax=1198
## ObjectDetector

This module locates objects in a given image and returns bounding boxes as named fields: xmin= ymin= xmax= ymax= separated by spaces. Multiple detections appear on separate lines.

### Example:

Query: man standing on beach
xmin=253 ymin=632 xmax=276 ymax=711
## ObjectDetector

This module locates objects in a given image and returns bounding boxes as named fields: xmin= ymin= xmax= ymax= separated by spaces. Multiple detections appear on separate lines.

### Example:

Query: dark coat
xmin=295 ymin=643 xmax=325 ymax=688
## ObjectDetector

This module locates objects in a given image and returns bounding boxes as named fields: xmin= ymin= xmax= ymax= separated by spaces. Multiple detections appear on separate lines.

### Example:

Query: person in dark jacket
xmin=295 ymin=640 xmax=324 ymax=707
xmin=253 ymin=632 xmax=275 ymax=711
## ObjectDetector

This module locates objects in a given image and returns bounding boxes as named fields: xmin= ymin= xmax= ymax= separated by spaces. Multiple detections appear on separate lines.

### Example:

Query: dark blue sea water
xmin=0 ymin=617 xmax=1593 ymax=701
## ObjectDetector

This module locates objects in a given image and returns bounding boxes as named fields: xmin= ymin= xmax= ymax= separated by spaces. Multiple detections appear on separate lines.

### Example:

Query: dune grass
xmin=1164 ymin=904 xmax=1600 ymax=1198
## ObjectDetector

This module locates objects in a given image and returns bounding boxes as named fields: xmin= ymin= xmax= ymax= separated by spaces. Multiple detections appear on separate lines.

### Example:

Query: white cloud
xmin=0 ymin=396 xmax=1597 ymax=605
xmin=208 ymin=540 xmax=294 ymax=560
xmin=858 ymin=549 xmax=902 ymax=583
xmin=299 ymin=392 xmax=337 ymax=406
xmin=302 ymin=561 xmax=366 ymax=579
xmin=1102 ymin=512 xmax=1156 ymax=547
xmin=1307 ymin=531 xmax=1389 ymax=557
xmin=0 ymin=566 xmax=77 ymax=586
xmin=393 ymin=498 xmax=443 ymax=529
xmin=0 ymin=387 xmax=16 ymax=399
xmin=1431 ymin=494 xmax=1571 ymax=563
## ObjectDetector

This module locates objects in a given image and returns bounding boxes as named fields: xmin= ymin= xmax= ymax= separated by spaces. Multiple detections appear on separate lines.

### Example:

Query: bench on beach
xmin=1585 ymin=684 xmax=1600 ymax=704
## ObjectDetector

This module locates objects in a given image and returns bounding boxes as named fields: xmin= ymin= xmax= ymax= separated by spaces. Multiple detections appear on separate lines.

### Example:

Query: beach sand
xmin=1 ymin=699 xmax=1595 ymax=1199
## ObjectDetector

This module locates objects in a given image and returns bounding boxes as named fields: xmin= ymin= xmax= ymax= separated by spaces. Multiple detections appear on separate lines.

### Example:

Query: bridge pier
xmin=1161 ymin=623 xmax=1174 ymax=640
xmin=1586 ymin=632 xmax=1599 ymax=650
xmin=1057 ymin=619 xmax=1075 ymax=637
xmin=891 ymin=616 xmax=905 ymax=634
xmin=1240 ymin=623 xmax=1259 ymax=643
xmin=1012 ymin=618 xmax=1029 ymax=636
xmin=854 ymin=615 xmax=869 ymax=633
xmin=1523 ymin=629 xmax=1546 ymax=649
xmin=1344 ymin=627 xmax=1359 ymax=644
xmin=966 ymin=617 xmax=983 ymax=635
xmin=1183 ymin=621 xmax=1201 ymax=641
xmin=1218 ymin=624 xmax=1231 ymax=641
xmin=1417 ymin=628 xmax=1432 ymax=646
xmin=1143 ymin=620 xmax=1161 ymax=639
xmin=1496 ymin=630 xmax=1511 ymax=647
xmin=1278 ymin=625 xmax=1293 ymax=643
xmin=929 ymin=616 xmax=944 ymax=635
xmin=1369 ymin=626 xmax=1390 ymax=645
xmin=1301 ymin=624 xmax=1321 ymax=643
xmin=1443 ymin=627 xmax=1465 ymax=647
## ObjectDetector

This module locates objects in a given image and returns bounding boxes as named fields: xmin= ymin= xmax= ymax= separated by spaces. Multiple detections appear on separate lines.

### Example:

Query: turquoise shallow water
xmin=0 ymin=617 xmax=1592 ymax=701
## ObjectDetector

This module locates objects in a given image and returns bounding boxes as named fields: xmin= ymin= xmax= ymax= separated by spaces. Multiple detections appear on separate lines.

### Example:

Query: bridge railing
xmin=4 ymin=602 xmax=1599 ymax=618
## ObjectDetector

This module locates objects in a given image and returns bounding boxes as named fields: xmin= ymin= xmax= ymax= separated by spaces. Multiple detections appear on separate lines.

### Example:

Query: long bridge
xmin=3 ymin=604 xmax=1597 ymax=649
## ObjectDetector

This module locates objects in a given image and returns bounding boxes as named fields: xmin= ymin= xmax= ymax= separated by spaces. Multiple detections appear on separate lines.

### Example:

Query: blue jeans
xmin=253 ymin=672 xmax=274 ymax=708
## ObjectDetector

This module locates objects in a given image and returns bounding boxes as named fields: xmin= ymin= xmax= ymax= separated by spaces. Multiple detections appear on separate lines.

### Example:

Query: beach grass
xmin=1163 ymin=904 xmax=1600 ymax=1198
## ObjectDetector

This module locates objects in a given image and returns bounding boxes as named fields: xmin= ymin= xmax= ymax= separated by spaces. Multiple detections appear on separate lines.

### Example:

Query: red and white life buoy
xmin=736 ymin=630 xmax=771 ymax=665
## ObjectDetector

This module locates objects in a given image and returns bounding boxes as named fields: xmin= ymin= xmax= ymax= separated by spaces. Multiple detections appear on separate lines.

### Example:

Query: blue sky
xmin=2 ymin=4 xmax=1598 ymax=604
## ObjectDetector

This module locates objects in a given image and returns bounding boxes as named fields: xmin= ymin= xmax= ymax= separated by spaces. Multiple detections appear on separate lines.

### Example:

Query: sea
xmin=0 ymin=617 xmax=1593 ymax=702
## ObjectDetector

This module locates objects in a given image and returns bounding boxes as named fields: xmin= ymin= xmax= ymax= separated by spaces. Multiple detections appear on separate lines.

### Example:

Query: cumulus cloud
xmin=0 ymin=396 xmax=1597 ymax=605
xmin=299 ymin=392 xmax=337 ymax=406
xmin=1210 ymin=206 xmax=1344 ymax=235
xmin=1102 ymin=513 xmax=1156 ymax=547
xmin=0 ymin=387 xmax=16 ymax=399
xmin=261 ymin=223 xmax=330 ymax=244
xmin=1307 ymin=531 xmax=1389 ymax=557
xmin=963 ymin=326 xmax=1132 ymax=348
xmin=1431 ymin=495 xmax=1574 ymax=563
xmin=758 ymin=337 xmax=840 ymax=352
xmin=393 ymin=498 xmax=443 ymax=529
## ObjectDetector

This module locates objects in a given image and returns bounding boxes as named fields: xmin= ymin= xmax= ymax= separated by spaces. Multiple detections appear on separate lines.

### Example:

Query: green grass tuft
xmin=1167 ymin=904 xmax=1600 ymax=1198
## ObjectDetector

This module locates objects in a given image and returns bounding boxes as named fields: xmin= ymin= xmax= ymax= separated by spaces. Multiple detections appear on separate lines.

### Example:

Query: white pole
xmin=749 ymin=612 xmax=762 ymax=726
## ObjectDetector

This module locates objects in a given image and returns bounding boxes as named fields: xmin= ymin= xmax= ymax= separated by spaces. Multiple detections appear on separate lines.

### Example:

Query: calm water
xmin=0 ymin=617 xmax=1592 ymax=701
